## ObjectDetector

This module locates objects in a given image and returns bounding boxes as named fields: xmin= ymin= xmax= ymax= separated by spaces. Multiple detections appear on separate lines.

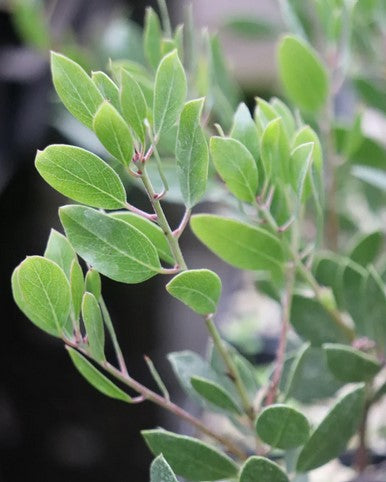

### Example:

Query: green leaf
xmin=239 ymin=456 xmax=289 ymax=482
xmin=91 ymin=71 xmax=120 ymax=111
xmin=351 ymin=165 xmax=386 ymax=192
xmin=296 ymin=385 xmax=365 ymax=472
xmin=153 ymin=50 xmax=187 ymax=139
xmin=166 ymin=269 xmax=221 ymax=315
xmin=67 ymin=347 xmax=131 ymax=402
xmin=51 ymin=52 xmax=103 ymax=129
xmin=190 ymin=214 xmax=284 ymax=281
xmin=210 ymin=137 xmax=258 ymax=202
xmin=82 ymin=292 xmax=105 ymax=361
xmin=314 ymin=252 xmax=345 ymax=310
xmin=293 ymin=126 xmax=323 ymax=172
xmin=142 ymin=429 xmax=238 ymax=480
xmin=12 ymin=256 xmax=71 ymax=337
xmin=111 ymin=212 xmax=174 ymax=265
xmin=70 ymin=259 xmax=84 ymax=321
xmin=120 ymin=70 xmax=148 ymax=146
xmin=354 ymin=77 xmax=386 ymax=115
xmin=93 ymin=102 xmax=134 ymax=166
xmin=278 ymin=35 xmax=329 ymax=113
xmin=363 ymin=268 xmax=386 ymax=354
xmin=85 ymin=268 xmax=101 ymax=301
xmin=224 ymin=17 xmax=278 ymax=39
xmin=255 ymin=404 xmax=310 ymax=449
xmin=342 ymin=261 xmax=367 ymax=334
xmin=255 ymin=97 xmax=278 ymax=134
xmin=230 ymin=103 xmax=260 ymax=163
xmin=44 ymin=228 xmax=76 ymax=279
xmin=270 ymin=97 xmax=296 ymax=138
xmin=144 ymin=7 xmax=162 ymax=70
xmin=35 ymin=145 xmax=127 ymax=209
xmin=176 ymin=98 xmax=209 ymax=208
xmin=190 ymin=376 xmax=241 ymax=414
xmin=290 ymin=295 xmax=350 ymax=345
xmin=261 ymin=118 xmax=290 ymax=181
xmin=150 ymin=455 xmax=178 ymax=482
xmin=290 ymin=142 xmax=314 ymax=203
xmin=60 ymin=205 xmax=161 ymax=284
xmin=348 ymin=231 xmax=383 ymax=267
xmin=323 ymin=343 xmax=381 ymax=382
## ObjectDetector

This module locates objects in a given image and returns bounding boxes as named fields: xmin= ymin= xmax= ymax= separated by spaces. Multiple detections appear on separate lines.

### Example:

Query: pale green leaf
xmin=150 ymin=455 xmax=178 ymax=482
xmin=85 ymin=268 xmax=101 ymax=301
xmin=261 ymin=118 xmax=290 ymax=181
xmin=240 ymin=456 xmax=289 ymax=482
xmin=35 ymin=145 xmax=127 ymax=209
xmin=60 ymin=205 xmax=161 ymax=284
xmin=144 ymin=7 xmax=162 ymax=70
xmin=290 ymin=142 xmax=314 ymax=203
xmin=270 ymin=97 xmax=296 ymax=138
xmin=120 ymin=70 xmax=148 ymax=146
xmin=44 ymin=228 xmax=76 ymax=279
xmin=91 ymin=71 xmax=120 ymax=111
xmin=190 ymin=376 xmax=241 ymax=414
xmin=82 ymin=292 xmax=105 ymax=361
xmin=230 ymin=103 xmax=260 ymax=163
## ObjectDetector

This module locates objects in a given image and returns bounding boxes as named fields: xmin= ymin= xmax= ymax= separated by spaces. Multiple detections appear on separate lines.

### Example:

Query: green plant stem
xmin=100 ymin=297 xmax=129 ymax=376
xmin=205 ymin=315 xmax=254 ymax=421
xmin=141 ymin=167 xmax=187 ymax=270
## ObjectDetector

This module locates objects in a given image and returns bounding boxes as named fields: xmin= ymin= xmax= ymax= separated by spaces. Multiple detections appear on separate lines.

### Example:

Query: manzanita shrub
xmin=12 ymin=1 xmax=386 ymax=481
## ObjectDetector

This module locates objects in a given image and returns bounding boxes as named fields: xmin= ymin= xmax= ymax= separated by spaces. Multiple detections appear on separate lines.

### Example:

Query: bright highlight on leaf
xmin=150 ymin=454 xmax=178 ymax=482
xmin=166 ymin=269 xmax=221 ymax=315
xmin=239 ymin=456 xmax=289 ymax=482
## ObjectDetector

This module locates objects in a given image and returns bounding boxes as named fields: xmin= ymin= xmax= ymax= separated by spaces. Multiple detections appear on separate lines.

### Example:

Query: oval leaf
xmin=51 ymin=52 xmax=103 ymax=128
xmin=278 ymin=35 xmax=329 ymax=112
xmin=255 ymin=404 xmax=310 ymax=449
xmin=44 ymin=228 xmax=76 ymax=279
xmin=142 ymin=429 xmax=238 ymax=481
xmin=150 ymin=454 xmax=178 ymax=482
xmin=296 ymin=385 xmax=365 ymax=472
xmin=82 ymin=292 xmax=105 ymax=362
xmin=176 ymin=98 xmax=209 ymax=208
xmin=166 ymin=269 xmax=221 ymax=315
xmin=93 ymin=101 xmax=134 ymax=166
xmin=239 ymin=456 xmax=289 ymax=482
xmin=210 ymin=136 xmax=258 ymax=203
xmin=153 ymin=50 xmax=187 ymax=139
xmin=323 ymin=343 xmax=381 ymax=382
xmin=190 ymin=376 xmax=241 ymax=414
xmin=35 ymin=145 xmax=127 ymax=209
xmin=92 ymin=71 xmax=120 ymax=111
xmin=12 ymin=256 xmax=71 ymax=337
xmin=67 ymin=347 xmax=131 ymax=402
xmin=120 ymin=70 xmax=148 ymax=145
xmin=59 ymin=205 xmax=161 ymax=284
xmin=190 ymin=214 xmax=284 ymax=281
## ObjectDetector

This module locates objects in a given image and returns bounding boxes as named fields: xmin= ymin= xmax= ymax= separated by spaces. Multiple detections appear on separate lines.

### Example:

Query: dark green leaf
xmin=255 ymin=404 xmax=310 ymax=449
xmin=67 ymin=347 xmax=131 ymax=402
xmin=51 ymin=52 xmax=103 ymax=129
xmin=296 ymin=385 xmax=365 ymax=472
xmin=278 ymin=35 xmax=329 ymax=112
xmin=35 ymin=145 xmax=127 ymax=209
xmin=190 ymin=376 xmax=241 ymax=414
xmin=12 ymin=256 xmax=71 ymax=337
xmin=60 ymin=205 xmax=161 ymax=284
xmin=93 ymin=101 xmax=134 ymax=166
xmin=44 ymin=228 xmax=76 ymax=279
xmin=91 ymin=71 xmax=120 ymax=111
xmin=342 ymin=261 xmax=367 ymax=334
xmin=82 ymin=292 xmax=105 ymax=361
xmin=153 ymin=50 xmax=187 ymax=139
xmin=144 ymin=7 xmax=162 ymax=70
xmin=176 ymin=98 xmax=209 ymax=207
xmin=348 ymin=231 xmax=383 ymax=267
xmin=166 ymin=269 xmax=222 ymax=315
xmin=363 ymin=268 xmax=386 ymax=354
xmin=150 ymin=454 xmax=178 ymax=482
xmin=120 ymin=70 xmax=148 ymax=146
xmin=354 ymin=77 xmax=386 ymax=115
xmin=142 ymin=429 xmax=238 ymax=480
xmin=314 ymin=252 xmax=345 ymax=310
xmin=240 ymin=456 xmax=289 ymax=482
xmin=70 ymin=259 xmax=84 ymax=321
xmin=190 ymin=214 xmax=284 ymax=281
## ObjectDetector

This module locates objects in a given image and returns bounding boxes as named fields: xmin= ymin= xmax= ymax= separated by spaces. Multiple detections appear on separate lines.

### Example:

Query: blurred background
xmin=0 ymin=1 xmax=385 ymax=481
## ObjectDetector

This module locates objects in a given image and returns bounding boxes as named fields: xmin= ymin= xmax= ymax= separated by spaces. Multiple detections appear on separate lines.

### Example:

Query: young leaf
xmin=144 ymin=7 xmax=162 ymax=70
xmin=190 ymin=214 xmax=284 ymax=281
xmin=230 ymin=103 xmax=260 ymax=163
xmin=293 ymin=125 xmax=323 ymax=173
xmin=142 ymin=429 xmax=238 ymax=480
xmin=239 ymin=456 xmax=289 ymax=482
xmin=190 ymin=376 xmax=241 ymax=414
xmin=166 ymin=269 xmax=222 ymax=315
xmin=93 ymin=102 xmax=134 ymax=166
xmin=91 ymin=71 xmax=120 ymax=111
xmin=51 ymin=52 xmax=103 ymax=129
xmin=255 ymin=404 xmax=310 ymax=449
xmin=278 ymin=35 xmax=329 ymax=113
xmin=60 ymin=205 xmax=162 ymax=284
xmin=210 ymin=136 xmax=258 ymax=203
xmin=67 ymin=347 xmax=131 ymax=402
xmin=290 ymin=295 xmax=350 ymax=345
xmin=348 ymin=231 xmax=383 ymax=267
xmin=290 ymin=142 xmax=314 ymax=203
xmin=260 ymin=118 xmax=290 ymax=181
xmin=82 ymin=292 xmax=105 ymax=362
xmin=150 ymin=454 xmax=178 ymax=482
xmin=35 ymin=145 xmax=127 ymax=209
xmin=323 ymin=343 xmax=381 ymax=382
xmin=296 ymin=385 xmax=365 ymax=472
xmin=176 ymin=98 xmax=209 ymax=208
xmin=111 ymin=212 xmax=174 ymax=265
xmin=12 ymin=256 xmax=71 ymax=337
xmin=85 ymin=268 xmax=101 ymax=301
xmin=120 ymin=70 xmax=148 ymax=146
xmin=153 ymin=50 xmax=187 ymax=139
xmin=270 ymin=97 xmax=296 ymax=138
xmin=44 ymin=228 xmax=76 ymax=279
xmin=70 ymin=259 xmax=84 ymax=321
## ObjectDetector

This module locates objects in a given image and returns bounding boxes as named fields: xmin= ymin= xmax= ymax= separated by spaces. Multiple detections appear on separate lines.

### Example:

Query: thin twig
xmin=173 ymin=208 xmax=191 ymax=238
xmin=125 ymin=202 xmax=157 ymax=221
